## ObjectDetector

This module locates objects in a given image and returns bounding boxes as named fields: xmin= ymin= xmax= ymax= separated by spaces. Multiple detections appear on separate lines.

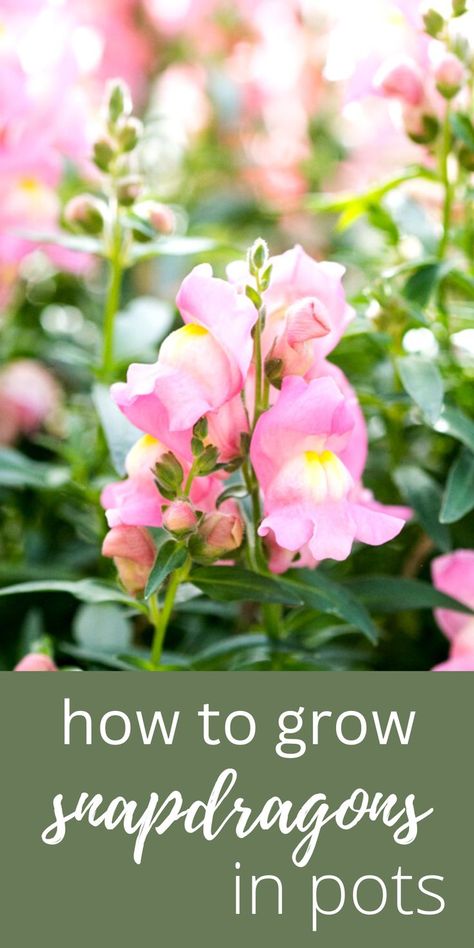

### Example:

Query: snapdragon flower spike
xmin=250 ymin=376 xmax=407 ymax=564
xmin=111 ymin=263 xmax=257 ymax=441
xmin=101 ymin=434 xmax=220 ymax=529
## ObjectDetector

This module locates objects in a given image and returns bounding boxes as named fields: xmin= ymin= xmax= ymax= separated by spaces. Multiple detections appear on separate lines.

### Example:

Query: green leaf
xmin=402 ymin=262 xmax=443 ymax=306
xmin=191 ymin=633 xmax=268 ymax=667
xmin=92 ymin=384 xmax=141 ymax=475
xmin=0 ymin=448 xmax=69 ymax=489
xmin=190 ymin=567 xmax=378 ymax=642
xmin=73 ymin=603 xmax=132 ymax=653
xmin=450 ymin=112 xmax=474 ymax=150
xmin=344 ymin=576 xmax=473 ymax=615
xmin=145 ymin=541 xmax=188 ymax=599
xmin=189 ymin=567 xmax=304 ymax=606
xmin=394 ymin=465 xmax=451 ymax=551
xmin=397 ymin=356 xmax=444 ymax=424
xmin=440 ymin=448 xmax=474 ymax=523
xmin=306 ymin=166 xmax=434 ymax=215
xmin=17 ymin=230 xmax=102 ymax=254
xmin=130 ymin=236 xmax=218 ymax=264
xmin=438 ymin=406 xmax=474 ymax=452
xmin=282 ymin=570 xmax=379 ymax=643
xmin=216 ymin=484 xmax=249 ymax=507
xmin=0 ymin=578 xmax=143 ymax=610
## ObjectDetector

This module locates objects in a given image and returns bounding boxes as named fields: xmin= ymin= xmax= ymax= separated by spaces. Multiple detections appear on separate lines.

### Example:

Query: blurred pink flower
xmin=250 ymin=375 xmax=407 ymax=564
xmin=374 ymin=56 xmax=425 ymax=106
xmin=0 ymin=359 xmax=61 ymax=444
xmin=112 ymin=263 xmax=257 ymax=436
xmin=432 ymin=550 xmax=474 ymax=671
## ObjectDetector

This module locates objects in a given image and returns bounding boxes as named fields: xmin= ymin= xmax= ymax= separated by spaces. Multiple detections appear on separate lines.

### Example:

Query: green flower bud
xmin=154 ymin=452 xmax=184 ymax=500
xmin=115 ymin=116 xmax=143 ymax=153
xmin=423 ymin=9 xmax=445 ymax=38
xmin=107 ymin=79 xmax=132 ymax=124
xmin=247 ymin=237 xmax=269 ymax=275
xmin=93 ymin=137 xmax=116 ymax=172
xmin=116 ymin=175 xmax=143 ymax=206
xmin=64 ymin=194 xmax=104 ymax=235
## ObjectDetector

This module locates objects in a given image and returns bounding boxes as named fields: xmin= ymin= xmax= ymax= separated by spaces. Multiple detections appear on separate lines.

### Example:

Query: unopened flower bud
xmin=93 ymin=136 xmax=116 ymax=172
xmin=115 ymin=116 xmax=143 ymax=152
xmin=458 ymin=145 xmax=474 ymax=170
xmin=163 ymin=501 xmax=198 ymax=537
xmin=403 ymin=107 xmax=439 ymax=144
xmin=423 ymin=8 xmax=444 ymax=38
xmin=264 ymin=356 xmax=284 ymax=386
xmin=116 ymin=175 xmax=143 ymax=206
xmin=189 ymin=509 xmax=244 ymax=564
xmin=434 ymin=53 xmax=465 ymax=98
xmin=248 ymin=237 xmax=269 ymax=275
xmin=15 ymin=653 xmax=57 ymax=672
xmin=154 ymin=451 xmax=184 ymax=500
xmin=102 ymin=525 xmax=155 ymax=596
xmin=106 ymin=78 xmax=132 ymax=124
xmin=64 ymin=194 xmax=104 ymax=235
xmin=135 ymin=201 xmax=175 ymax=235
xmin=374 ymin=57 xmax=424 ymax=106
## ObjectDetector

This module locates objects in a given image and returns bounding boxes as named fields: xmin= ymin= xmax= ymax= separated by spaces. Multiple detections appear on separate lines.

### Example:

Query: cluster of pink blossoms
xmin=101 ymin=243 xmax=410 ymax=586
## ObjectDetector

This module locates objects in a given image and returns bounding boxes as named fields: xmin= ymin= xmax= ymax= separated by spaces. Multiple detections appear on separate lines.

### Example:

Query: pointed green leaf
xmin=394 ymin=465 xmax=451 ymax=551
xmin=397 ymin=356 xmax=444 ymax=424
xmin=440 ymin=448 xmax=474 ymax=523
xmin=145 ymin=541 xmax=188 ymax=599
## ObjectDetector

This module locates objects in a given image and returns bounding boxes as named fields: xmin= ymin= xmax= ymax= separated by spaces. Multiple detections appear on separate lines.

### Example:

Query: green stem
xmin=183 ymin=462 xmax=197 ymax=498
xmin=438 ymin=103 xmax=453 ymax=261
xmin=101 ymin=200 xmax=123 ymax=381
xmin=262 ymin=603 xmax=283 ymax=640
xmin=150 ymin=561 xmax=189 ymax=669
xmin=253 ymin=312 xmax=263 ymax=426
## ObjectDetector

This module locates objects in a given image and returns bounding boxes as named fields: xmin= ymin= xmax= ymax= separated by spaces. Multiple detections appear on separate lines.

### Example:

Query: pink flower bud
xmin=190 ymin=508 xmax=244 ymax=563
xmin=285 ymin=297 xmax=331 ymax=346
xmin=135 ymin=201 xmax=175 ymax=235
xmin=102 ymin=525 xmax=155 ymax=596
xmin=15 ymin=653 xmax=57 ymax=672
xmin=163 ymin=500 xmax=198 ymax=537
xmin=64 ymin=194 xmax=105 ymax=235
xmin=434 ymin=53 xmax=465 ymax=98
xmin=374 ymin=57 xmax=425 ymax=106
xmin=148 ymin=202 xmax=176 ymax=235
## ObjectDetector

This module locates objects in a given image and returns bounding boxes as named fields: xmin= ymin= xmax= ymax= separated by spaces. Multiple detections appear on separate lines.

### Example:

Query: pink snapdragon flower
xmin=112 ymin=264 xmax=257 ymax=440
xmin=250 ymin=375 xmax=407 ymax=564
xmin=228 ymin=245 xmax=354 ymax=379
xmin=432 ymin=550 xmax=474 ymax=671
xmin=262 ymin=247 xmax=354 ymax=370
xmin=101 ymin=434 xmax=220 ymax=529
xmin=102 ymin=524 xmax=156 ymax=596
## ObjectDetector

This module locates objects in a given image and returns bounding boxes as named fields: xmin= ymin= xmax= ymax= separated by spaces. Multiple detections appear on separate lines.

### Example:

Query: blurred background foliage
xmin=0 ymin=0 xmax=473 ymax=670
